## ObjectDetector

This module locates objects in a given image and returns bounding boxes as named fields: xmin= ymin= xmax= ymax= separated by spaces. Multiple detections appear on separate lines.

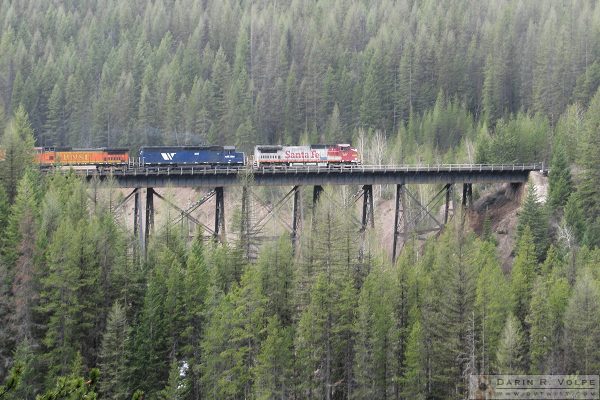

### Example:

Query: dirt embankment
xmin=468 ymin=171 xmax=548 ymax=272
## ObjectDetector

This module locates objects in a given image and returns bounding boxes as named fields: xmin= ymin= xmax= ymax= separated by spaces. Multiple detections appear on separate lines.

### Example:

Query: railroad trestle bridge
xmin=76 ymin=163 xmax=544 ymax=261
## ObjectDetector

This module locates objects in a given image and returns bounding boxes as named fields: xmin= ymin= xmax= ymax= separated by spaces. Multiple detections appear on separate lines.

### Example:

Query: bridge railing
xmin=60 ymin=163 xmax=545 ymax=177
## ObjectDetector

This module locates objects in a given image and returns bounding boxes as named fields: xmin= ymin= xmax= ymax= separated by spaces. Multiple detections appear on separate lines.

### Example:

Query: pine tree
xmin=475 ymin=241 xmax=511 ymax=373
xmin=3 ymin=339 xmax=40 ymax=400
xmin=421 ymin=227 xmax=477 ymax=398
xmin=401 ymin=320 xmax=427 ymax=400
xmin=517 ymin=184 xmax=549 ymax=262
xmin=495 ymin=313 xmax=525 ymax=374
xmin=526 ymin=276 xmax=569 ymax=374
xmin=43 ymin=83 xmax=64 ymax=146
xmin=294 ymin=273 xmax=330 ymax=399
xmin=129 ymin=248 xmax=180 ymax=396
xmin=563 ymin=269 xmax=600 ymax=374
xmin=257 ymin=237 xmax=294 ymax=325
xmin=99 ymin=302 xmax=131 ymax=400
xmin=548 ymin=142 xmax=572 ymax=211
xmin=578 ymin=88 xmax=600 ymax=247
xmin=5 ymin=171 xmax=41 ymax=381
xmin=253 ymin=316 xmax=293 ymax=399
xmin=201 ymin=266 xmax=266 ymax=399
xmin=158 ymin=361 xmax=187 ymax=400
xmin=510 ymin=226 xmax=538 ymax=371
xmin=40 ymin=219 xmax=92 ymax=382
xmin=181 ymin=230 xmax=211 ymax=400
xmin=37 ymin=368 xmax=99 ymax=400
xmin=0 ymin=106 xmax=35 ymax=203
xmin=352 ymin=264 xmax=397 ymax=399
xmin=564 ymin=192 xmax=586 ymax=245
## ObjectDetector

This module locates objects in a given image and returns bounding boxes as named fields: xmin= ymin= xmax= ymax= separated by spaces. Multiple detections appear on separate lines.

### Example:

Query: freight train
xmin=0 ymin=144 xmax=360 ymax=169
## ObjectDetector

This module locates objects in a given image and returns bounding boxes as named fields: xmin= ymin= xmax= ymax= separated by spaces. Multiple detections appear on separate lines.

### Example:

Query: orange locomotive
xmin=35 ymin=147 xmax=129 ymax=167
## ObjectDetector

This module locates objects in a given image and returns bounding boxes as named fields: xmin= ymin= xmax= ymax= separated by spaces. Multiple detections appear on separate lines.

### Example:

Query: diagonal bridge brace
xmin=152 ymin=189 xmax=216 ymax=236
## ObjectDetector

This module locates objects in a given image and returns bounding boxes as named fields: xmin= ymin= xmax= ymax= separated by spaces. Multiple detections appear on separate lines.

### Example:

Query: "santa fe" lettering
xmin=284 ymin=150 xmax=319 ymax=159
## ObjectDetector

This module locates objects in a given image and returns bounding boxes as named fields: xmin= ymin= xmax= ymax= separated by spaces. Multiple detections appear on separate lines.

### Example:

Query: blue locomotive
xmin=139 ymin=146 xmax=245 ymax=166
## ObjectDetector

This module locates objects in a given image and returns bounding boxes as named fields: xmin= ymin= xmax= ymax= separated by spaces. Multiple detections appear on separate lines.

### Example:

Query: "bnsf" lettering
xmin=59 ymin=153 xmax=90 ymax=162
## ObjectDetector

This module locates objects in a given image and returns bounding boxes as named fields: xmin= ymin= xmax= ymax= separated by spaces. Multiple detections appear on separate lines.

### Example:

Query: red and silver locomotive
xmin=253 ymin=144 xmax=360 ymax=167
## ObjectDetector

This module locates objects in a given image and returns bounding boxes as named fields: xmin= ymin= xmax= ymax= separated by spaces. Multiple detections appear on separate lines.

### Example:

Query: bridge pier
xmin=312 ymin=185 xmax=323 ymax=208
xmin=145 ymin=188 xmax=155 ymax=249
xmin=312 ymin=185 xmax=323 ymax=223
xmin=462 ymin=183 xmax=473 ymax=208
xmin=444 ymin=184 xmax=453 ymax=224
xmin=214 ymin=187 xmax=225 ymax=242
xmin=361 ymin=185 xmax=375 ymax=231
xmin=392 ymin=184 xmax=406 ymax=263
xmin=134 ymin=188 xmax=142 ymax=256
xmin=291 ymin=186 xmax=302 ymax=253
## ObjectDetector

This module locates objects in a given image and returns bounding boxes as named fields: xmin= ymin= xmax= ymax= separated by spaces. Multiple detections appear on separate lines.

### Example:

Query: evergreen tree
xmin=257 ymin=237 xmax=294 ymax=325
xmin=495 ymin=313 xmax=525 ymax=374
xmin=294 ymin=273 xmax=330 ymax=399
xmin=253 ymin=316 xmax=293 ymax=399
xmin=510 ymin=226 xmax=538 ymax=370
xmin=517 ymin=184 xmax=549 ymax=261
xmin=201 ymin=266 xmax=266 ymax=399
xmin=43 ymin=83 xmax=64 ymax=146
xmin=352 ymin=263 xmax=397 ymax=399
xmin=475 ymin=241 xmax=511 ymax=373
xmin=563 ymin=270 xmax=600 ymax=374
xmin=158 ymin=361 xmax=187 ymax=400
xmin=181 ymin=230 xmax=211 ymax=400
xmin=99 ymin=302 xmax=131 ymax=400
xmin=37 ymin=368 xmax=99 ymax=400
xmin=548 ymin=142 xmax=572 ymax=211
xmin=401 ymin=320 xmax=427 ymax=400
xmin=526 ymin=276 xmax=569 ymax=374
xmin=578 ymin=88 xmax=600 ymax=247
xmin=421 ymin=227 xmax=477 ymax=398
xmin=564 ymin=192 xmax=586 ymax=245
xmin=0 ymin=106 xmax=35 ymax=203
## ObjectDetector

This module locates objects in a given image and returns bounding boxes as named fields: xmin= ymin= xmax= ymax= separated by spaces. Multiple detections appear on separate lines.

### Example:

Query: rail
xmin=54 ymin=163 xmax=545 ymax=177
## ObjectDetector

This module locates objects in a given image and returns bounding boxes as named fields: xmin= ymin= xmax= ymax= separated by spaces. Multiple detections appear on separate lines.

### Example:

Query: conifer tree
xmin=158 ymin=361 xmax=187 ymax=400
xmin=257 ymin=237 xmax=294 ymax=325
xmin=496 ymin=314 xmax=525 ymax=374
xmin=181 ymin=230 xmax=210 ymax=400
xmin=201 ymin=266 xmax=266 ymax=399
xmin=6 ymin=170 xmax=41 ymax=375
xmin=563 ymin=270 xmax=600 ymax=374
xmin=352 ymin=263 xmax=397 ymax=399
xmin=510 ymin=226 xmax=538 ymax=370
xmin=401 ymin=320 xmax=427 ymax=400
xmin=548 ymin=142 xmax=572 ymax=211
xmin=517 ymin=184 xmax=549 ymax=261
xmin=421 ymin=227 xmax=477 ymax=398
xmin=578 ymin=88 xmax=600 ymax=247
xmin=294 ymin=273 xmax=330 ymax=399
xmin=526 ymin=276 xmax=569 ymax=374
xmin=99 ymin=302 xmax=131 ymax=400
xmin=475 ymin=241 xmax=511 ymax=373
xmin=564 ymin=192 xmax=586 ymax=245
xmin=0 ymin=106 xmax=35 ymax=203
xmin=253 ymin=316 xmax=293 ymax=399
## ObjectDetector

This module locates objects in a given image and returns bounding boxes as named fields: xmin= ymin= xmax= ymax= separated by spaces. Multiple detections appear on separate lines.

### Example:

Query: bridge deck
xmin=68 ymin=163 xmax=543 ymax=188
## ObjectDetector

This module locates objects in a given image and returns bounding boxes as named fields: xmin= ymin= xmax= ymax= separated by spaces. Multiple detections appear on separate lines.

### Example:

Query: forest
xmin=0 ymin=0 xmax=600 ymax=399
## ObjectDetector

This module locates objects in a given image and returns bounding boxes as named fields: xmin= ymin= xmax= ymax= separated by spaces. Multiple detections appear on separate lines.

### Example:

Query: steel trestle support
xmin=214 ymin=187 xmax=225 ymax=242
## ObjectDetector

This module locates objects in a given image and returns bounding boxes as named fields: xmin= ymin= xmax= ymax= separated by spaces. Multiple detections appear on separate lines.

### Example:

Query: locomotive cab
xmin=335 ymin=144 xmax=361 ymax=164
